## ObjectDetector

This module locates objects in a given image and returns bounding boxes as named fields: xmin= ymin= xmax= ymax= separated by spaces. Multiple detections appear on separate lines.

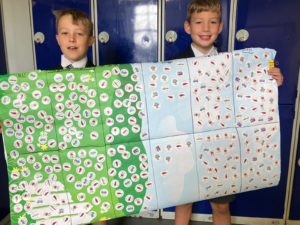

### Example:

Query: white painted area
xmin=1 ymin=0 xmax=35 ymax=73
xmin=162 ymin=211 xmax=285 ymax=225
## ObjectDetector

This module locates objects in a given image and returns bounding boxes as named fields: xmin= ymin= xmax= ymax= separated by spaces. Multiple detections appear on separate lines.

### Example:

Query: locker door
xmin=164 ymin=0 xmax=231 ymax=60
xmin=233 ymin=0 xmax=300 ymax=221
xmin=32 ymin=0 xmax=92 ymax=70
xmin=234 ymin=0 xmax=300 ymax=105
xmin=97 ymin=0 xmax=158 ymax=65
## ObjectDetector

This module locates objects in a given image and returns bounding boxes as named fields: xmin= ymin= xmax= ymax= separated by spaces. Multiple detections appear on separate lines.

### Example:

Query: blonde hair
xmin=54 ymin=9 xmax=93 ymax=36
xmin=186 ymin=0 xmax=222 ymax=22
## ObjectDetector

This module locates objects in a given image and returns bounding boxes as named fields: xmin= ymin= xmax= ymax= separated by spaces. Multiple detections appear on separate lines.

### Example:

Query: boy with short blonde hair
xmin=186 ymin=0 xmax=222 ymax=22
xmin=54 ymin=9 xmax=95 ymax=68
xmin=174 ymin=1 xmax=283 ymax=225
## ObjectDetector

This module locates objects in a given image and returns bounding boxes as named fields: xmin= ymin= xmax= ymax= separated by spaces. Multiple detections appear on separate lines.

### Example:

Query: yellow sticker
xmin=269 ymin=60 xmax=275 ymax=68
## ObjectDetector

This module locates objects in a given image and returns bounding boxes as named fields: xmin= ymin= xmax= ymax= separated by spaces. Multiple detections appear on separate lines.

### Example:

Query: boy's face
xmin=56 ymin=15 xmax=95 ymax=63
xmin=184 ymin=10 xmax=223 ymax=54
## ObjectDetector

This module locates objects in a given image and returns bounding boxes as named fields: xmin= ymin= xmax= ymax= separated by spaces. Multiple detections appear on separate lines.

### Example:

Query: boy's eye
xmin=193 ymin=20 xmax=202 ymax=24
xmin=61 ymin=32 xmax=68 ymax=35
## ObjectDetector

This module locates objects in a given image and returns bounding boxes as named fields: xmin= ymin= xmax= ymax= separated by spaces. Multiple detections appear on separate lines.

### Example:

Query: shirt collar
xmin=61 ymin=55 xmax=88 ymax=69
xmin=191 ymin=44 xmax=218 ymax=57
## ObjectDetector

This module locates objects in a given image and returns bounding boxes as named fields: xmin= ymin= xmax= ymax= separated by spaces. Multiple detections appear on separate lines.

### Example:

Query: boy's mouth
xmin=67 ymin=46 xmax=78 ymax=50
xmin=199 ymin=35 xmax=212 ymax=41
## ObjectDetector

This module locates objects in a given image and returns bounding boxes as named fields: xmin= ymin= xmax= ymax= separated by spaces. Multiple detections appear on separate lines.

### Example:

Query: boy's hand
xmin=268 ymin=67 xmax=284 ymax=86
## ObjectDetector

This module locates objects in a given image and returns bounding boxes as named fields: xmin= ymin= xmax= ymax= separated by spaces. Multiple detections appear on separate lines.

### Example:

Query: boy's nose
xmin=69 ymin=34 xmax=76 ymax=42
xmin=203 ymin=22 xmax=210 ymax=31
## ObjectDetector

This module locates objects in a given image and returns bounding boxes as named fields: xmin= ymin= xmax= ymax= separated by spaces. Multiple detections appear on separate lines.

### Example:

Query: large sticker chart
xmin=0 ymin=48 xmax=281 ymax=225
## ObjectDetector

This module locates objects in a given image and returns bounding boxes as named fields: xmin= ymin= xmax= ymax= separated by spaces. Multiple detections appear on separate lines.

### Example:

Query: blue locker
xmin=97 ymin=0 xmax=158 ymax=65
xmin=234 ymin=0 xmax=300 ymax=105
xmin=289 ymin=128 xmax=300 ymax=221
xmin=32 ymin=0 xmax=92 ymax=70
xmin=164 ymin=0 xmax=231 ymax=60
xmin=232 ymin=0 xmax=300 ymax=219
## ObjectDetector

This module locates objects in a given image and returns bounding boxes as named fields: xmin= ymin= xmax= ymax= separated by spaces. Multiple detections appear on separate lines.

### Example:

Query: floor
xmin=0 ymin=215 xmax=233 ymax=225
xmin=100 ymin=217 xmax=215 ymax=225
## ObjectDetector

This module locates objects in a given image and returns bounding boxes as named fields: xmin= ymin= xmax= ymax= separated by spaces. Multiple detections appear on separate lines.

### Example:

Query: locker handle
xmin=34 ymin=32 xmax=45 ymax=44
xmin=98 ymin=31 xmax=110 ymax=44
xmin=165 ymin=30 xmax=177 ymax=43
xmin=236 ymin=29 xmax=249 ymax=42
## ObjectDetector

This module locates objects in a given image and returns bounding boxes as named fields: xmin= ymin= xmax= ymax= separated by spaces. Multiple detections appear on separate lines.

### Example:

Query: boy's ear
xmin=88 ymin=36 xmax=96 ymax=46
xmin=184 ymin=20 xmax=191 ymax=35
xmin=55 ymin=34 xmax=61 ymax=45
xmin=218 ymin=22 xmax=224 ymax=34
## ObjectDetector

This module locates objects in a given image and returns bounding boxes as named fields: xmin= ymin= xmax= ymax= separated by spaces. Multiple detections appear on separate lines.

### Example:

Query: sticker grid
xmin=0 ymin=47 xmax=281 ymax=225
xmin=0 ymin=71 xmax=57 ymax=155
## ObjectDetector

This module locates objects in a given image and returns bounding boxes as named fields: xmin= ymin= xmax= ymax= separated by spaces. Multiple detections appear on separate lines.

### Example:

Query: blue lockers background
xmin=233 ymin=0 xmax=300 ymax=219
xmin=0 ymin=0 xmax=300 ymax=222
xmin=97 ymin=0 xmax=158 ymax=65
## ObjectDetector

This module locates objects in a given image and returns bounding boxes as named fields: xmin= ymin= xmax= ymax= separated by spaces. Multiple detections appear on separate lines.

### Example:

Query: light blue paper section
xmin=142 ymin=59 xmax=193 ymax=139
xmin=149 ymin=135 xmax=199 ymax=208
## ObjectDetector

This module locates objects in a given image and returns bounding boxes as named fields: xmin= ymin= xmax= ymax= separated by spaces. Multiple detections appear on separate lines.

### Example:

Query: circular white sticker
xmin=54 ymin=73 xmax=63 ymax=83
xmin=8 ymin=75 xmax=18 ymax=84
xmin=1 ymin=96 xmax=11 ymax=105
xmin=66 ymin=73 xmax=75 ymax=82
xmin=28 ymin=72 xmax=38 ymax=80
xmin=36 ymin=80 xmax=45 ymax=89
xmin=116 ymin=114 xmax=125 ymax=123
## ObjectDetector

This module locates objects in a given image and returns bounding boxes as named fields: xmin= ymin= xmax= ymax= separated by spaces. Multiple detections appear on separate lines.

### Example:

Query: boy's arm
xmin=268 ymin=67 xmax=284 ymax=86
xmin=0 ymin=122 xmax=2 ymax=134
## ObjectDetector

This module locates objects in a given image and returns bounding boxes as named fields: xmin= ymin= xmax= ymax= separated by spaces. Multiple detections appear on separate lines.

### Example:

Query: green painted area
xmin=0 ymin=66 xmax=148 ymax=224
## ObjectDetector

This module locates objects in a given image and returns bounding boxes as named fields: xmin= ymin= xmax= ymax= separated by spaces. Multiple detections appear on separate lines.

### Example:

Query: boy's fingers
xmin=268 ymin=68 xmax=279 ymax=74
